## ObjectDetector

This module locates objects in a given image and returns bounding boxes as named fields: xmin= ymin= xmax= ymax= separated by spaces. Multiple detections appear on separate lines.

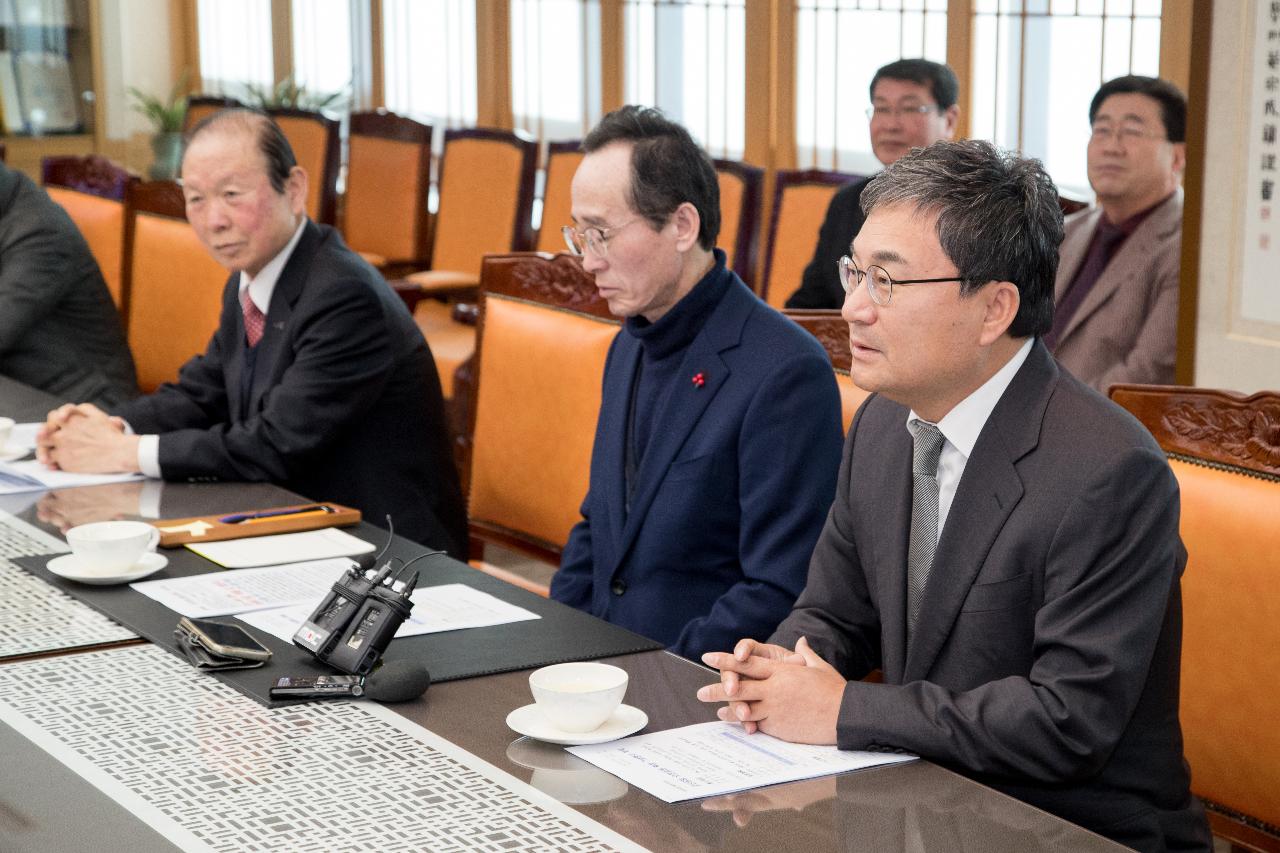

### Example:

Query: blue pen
xmin=218 ymin=504 xmax=334 ymax=524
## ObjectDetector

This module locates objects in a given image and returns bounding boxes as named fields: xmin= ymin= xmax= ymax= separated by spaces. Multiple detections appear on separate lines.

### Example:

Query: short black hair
xmin=1089 ymin=75 xmax=1187 ymax=143
xmin=184 ymin=108 xmax=298 ymax=193
xmin=581 ymin=105 xmax=720 ymax=251
xmin=860 ymin=139 xmax=1063 ymax=339
xmin=870 ymin=59 xmax=960 ymax=110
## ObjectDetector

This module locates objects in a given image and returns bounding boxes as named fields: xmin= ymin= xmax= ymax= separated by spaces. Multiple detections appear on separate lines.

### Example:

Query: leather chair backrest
xmin=466 ymin=253 xmax=617 ymax=563
xmin=345 ymin=111 xmax=432 ymax=266
xmin=433 ymin=129 xmax=537 ymax=275
xmin=267 ymin=108 xmax=340 ymax=225
xmin=714 ymin=158 xmax=763 ymax=288
xmin=46 ymin=187 xmax=128 ymax=311
xmin=1110 ymin=384 xmax=1280 ymax=847
xmin=124 ymin=182 xmax=226 ymax=392
xmin=42 ymin=155 xmax=137 ymax=312
xmin=534 ymin=141 xmax=583 ymax=254
xmin=763 ymin=168 xmax=861 ymax=309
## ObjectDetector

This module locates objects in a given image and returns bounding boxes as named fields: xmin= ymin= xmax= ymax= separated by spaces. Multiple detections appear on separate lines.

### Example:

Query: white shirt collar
xmin=237 ymin=218 xmax=308 ymax=314
xmin=908 ymin=337 xmax=1034 ymax=458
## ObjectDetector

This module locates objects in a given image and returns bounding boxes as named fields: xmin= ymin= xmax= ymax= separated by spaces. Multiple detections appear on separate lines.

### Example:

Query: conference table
xmin=0 ymin=375 xmax=1127 ymax=852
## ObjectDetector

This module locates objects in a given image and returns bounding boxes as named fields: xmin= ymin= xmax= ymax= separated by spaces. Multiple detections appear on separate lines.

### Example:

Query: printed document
xmin=568 ymin=721 xmax=915 ymax=802
xmin=131 ymin=558 xmax=353 ymax=617
xmin=0 ymin=459 xmax=143 ymax=495
xmin=186 ymin=528 xmax=376 ymax=568
xmin=238 ymin=583 xmax=541 ymax=642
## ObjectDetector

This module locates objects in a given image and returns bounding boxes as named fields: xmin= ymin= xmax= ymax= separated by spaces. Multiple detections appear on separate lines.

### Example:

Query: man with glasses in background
xmin=1045 ymin=75 xmax=1186 ymax=392
xmin=785 ymin=58 xmax=960 ymax=309
xmin=698 ymin=139 xmax=1210 ymax=853
xmin=551 ymin=105 xmax=842 ymax=661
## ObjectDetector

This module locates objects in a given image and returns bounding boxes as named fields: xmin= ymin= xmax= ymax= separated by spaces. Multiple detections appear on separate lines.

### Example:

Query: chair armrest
xmin=389 ymin=279 xmax=426 ymax=313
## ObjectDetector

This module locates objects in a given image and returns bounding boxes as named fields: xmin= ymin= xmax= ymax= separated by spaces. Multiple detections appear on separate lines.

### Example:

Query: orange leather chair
xmin=343 ymin=110 xmax=432 ymax=273
xmin=534 ymin=140 xmax=583 ymax=254
xmin=1110 ymin=384 xmax=1280 ymax=852
xmin=266 ymin=107 xmax=341 ymax=225
xmin=183 ymin=95 xmax=243 ymax=131
xmin=464 ymin=253 xmax=618 ymax=594
xmin=123 ymin=181 xmax=228 ymax=392
xmin=401 ymin=128 xmax=537 ymax=398
xmin=714 ymin=158 xmax=763 ymax=289
xmin=785 ymin=309 xmax=870 ymax=432
xmin=41 ymin=155 xmax=138 ymax=313
xmin=761 ymin=168 xmax=862 ymax=309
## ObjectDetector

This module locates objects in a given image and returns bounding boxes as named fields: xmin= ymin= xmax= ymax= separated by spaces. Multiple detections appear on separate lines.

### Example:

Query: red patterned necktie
xmin=241 ymin=288 xmax=265 ymax=347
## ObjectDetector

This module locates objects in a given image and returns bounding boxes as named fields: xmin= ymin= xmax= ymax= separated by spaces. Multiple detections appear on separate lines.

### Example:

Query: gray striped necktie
xmin=906 ymin=420 xmax=945 ymax=639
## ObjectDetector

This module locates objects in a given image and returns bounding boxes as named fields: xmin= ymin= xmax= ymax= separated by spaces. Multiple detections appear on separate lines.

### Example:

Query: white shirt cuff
xmin=137 ymin=434 xmax=162 ymax=479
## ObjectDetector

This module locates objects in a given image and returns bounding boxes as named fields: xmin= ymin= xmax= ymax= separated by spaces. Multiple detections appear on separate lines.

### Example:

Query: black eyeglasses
xmin=837 ymin=256 xmax=966 ymax=306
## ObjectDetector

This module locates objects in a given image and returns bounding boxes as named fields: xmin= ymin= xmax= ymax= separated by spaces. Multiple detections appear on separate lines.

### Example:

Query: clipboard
xmin=151 ymin=502 xmax=361 ymax=547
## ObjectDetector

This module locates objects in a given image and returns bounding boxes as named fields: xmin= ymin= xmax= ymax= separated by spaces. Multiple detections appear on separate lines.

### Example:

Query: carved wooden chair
xmin=41 ymin=155 xmax=138 ymax=312
xmin=761 ymin=167 xmax=862 ymax=309
xmin=714 ymin=157 xmax=764 ymax=289
xmin=534 ymin=140 xmax=583 ymax=254
xmin=343 ymin=110 xmax=432 ymax=275
xmin=784 ymin=309 xmax=871 ymax=432
xmin=266 ymin=107 xmax=341 ymax=225
xmin=1110 ymin=384 xmax=1280 ymax=852
xmin=123 ymin=181 xmax=228 ymax=392
xmin=182 ymin=95 xmax=243 ymax=130
xmin=463 ymin=252 xmax=619 ymax=594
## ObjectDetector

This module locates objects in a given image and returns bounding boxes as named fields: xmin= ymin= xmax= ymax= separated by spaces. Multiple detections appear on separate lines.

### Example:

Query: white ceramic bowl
xmin=529 ymin=662 xmax=629 ymax=733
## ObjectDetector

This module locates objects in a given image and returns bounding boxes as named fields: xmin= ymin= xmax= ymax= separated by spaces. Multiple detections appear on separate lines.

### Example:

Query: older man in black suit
xmin=38 ymin=110 xmax=465 ymax=556
xmin=0 ymin=162 xmax=137 ymax=407
xmin=699 ymin=140 xmax=1210 ymax=852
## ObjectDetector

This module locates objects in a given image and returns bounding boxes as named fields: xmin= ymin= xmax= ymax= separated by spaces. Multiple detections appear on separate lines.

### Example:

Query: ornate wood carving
xmin=784 ymin=309 xmax=851 ymax=372
xmin=42 ymin=155 xmax=137 ymax=201
xmin=1109 ymin=384 xmax=1280 ymax=477
xmin=492 ymin=252 xmax=613 ymax=320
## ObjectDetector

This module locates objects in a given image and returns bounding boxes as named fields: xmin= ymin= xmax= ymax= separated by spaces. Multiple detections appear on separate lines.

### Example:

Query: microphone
xmin=363 ymin=659 xmax=431 ymax=703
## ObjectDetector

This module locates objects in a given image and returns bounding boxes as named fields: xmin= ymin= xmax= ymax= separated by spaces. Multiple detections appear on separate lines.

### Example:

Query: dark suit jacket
xmin=0 ymin=163 xmax=137 ymax=407
xmin=553 ymin=273 xmax=843 ymax=660
xmin=114 ymin=221 xmax=466 ymax=556
xmin=785 ymin=176 xmax=872 ymax=310
xmin=1051 ymin=190 xmax=1182 ymax=393
xmin=772 ymin=341 xmax=1210 ymax=853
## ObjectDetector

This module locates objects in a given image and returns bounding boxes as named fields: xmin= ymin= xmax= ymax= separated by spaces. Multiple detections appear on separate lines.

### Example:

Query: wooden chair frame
xmin=463 ymin=251 xmax=615 ymax=565
xmin=439 ymin=126 xmax=539 ymax=259
xmin=1110 ymin=383 xmax=1280 ymax=852
xmin=783 ymin=309 xmax=851 ymax=372
xmin=346 ymin=109 xmax=433 ymax=271
xmin=761 ymin=167 xmax=862 ymax=305
xmin=713 ymin=157 xmax=765 ymax=289
xmin=182 ymin=95 xmax=243 ymax=131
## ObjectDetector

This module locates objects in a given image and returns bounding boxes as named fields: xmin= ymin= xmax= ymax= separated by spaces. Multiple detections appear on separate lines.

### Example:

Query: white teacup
xmin=65 ymin=520 xmax=160 ymax=573
xmin=529 ymin=662 xmax=629 ymax=733
xmin=0 ymin=416 xmax=13 ymax=450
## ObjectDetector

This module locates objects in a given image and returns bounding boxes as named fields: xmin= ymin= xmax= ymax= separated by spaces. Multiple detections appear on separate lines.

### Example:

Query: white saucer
xmin=0 ymin=445 xmax=30 ymax=462
xmin=46 ymin=552 xmax=168 ymax=585
xmin=506 ymin=703 xmax=648 ymax=746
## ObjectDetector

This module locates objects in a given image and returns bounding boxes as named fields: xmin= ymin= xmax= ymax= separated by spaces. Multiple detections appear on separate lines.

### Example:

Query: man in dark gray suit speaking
xmin=0 ymin=162 xmax=137 ymax=407
xmin=698 ymin=140 xmax=1210 ymax=852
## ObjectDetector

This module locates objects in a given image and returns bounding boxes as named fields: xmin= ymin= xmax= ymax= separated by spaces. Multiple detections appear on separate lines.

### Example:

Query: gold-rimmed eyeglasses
xmin=562 ymin=219 xmax=639 ymax=257
xmin=837 ymin=256 xmax=966 ymax=306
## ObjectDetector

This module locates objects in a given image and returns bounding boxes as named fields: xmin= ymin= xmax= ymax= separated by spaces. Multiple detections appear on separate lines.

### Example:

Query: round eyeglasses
xmin=562 ymin=219 xmax=639 ymax=258
xmin=837 ymin=256 xmax=967 ymax=306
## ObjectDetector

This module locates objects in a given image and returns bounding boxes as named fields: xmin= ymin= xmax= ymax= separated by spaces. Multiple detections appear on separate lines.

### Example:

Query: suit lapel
xmin=609 ymin=281 xmax=751 ymax=575
xmin=224 ymin=273 xmax=248 ymax=422
xmin=903 ymin=343 xmax=1058 ymax=681
xmin=245 ymin=220 xmax=320 ymax=414
xmin=600 ymin=336 xmax=640 ymax=552
xmin=873 ymin=422 xmax=914 ymax=684
xmin=1053 ymin=208 xmax=1100 ymax=304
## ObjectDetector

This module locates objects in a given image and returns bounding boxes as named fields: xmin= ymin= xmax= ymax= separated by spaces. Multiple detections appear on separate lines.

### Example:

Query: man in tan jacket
xmin=1045 ymin=75 xmax=1186 ymax=393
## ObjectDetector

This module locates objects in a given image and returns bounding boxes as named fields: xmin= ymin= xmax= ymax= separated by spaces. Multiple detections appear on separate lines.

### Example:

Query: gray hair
xmin=860 ymin=139 xmax=1062 ymax=338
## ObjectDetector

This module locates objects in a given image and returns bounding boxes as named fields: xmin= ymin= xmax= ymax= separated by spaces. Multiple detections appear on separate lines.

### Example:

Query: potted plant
xmin=128 ymin=70 xmax=189 ymax=180
xmin=245 ymin=73 xmax=347 ymax=113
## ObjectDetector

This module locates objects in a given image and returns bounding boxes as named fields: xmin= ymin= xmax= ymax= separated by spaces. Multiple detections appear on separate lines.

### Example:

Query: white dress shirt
xmin=135 ymin=219 xmax=308 ymax=477
xmin=907 ymin=337 xmax=1034 ymax=543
